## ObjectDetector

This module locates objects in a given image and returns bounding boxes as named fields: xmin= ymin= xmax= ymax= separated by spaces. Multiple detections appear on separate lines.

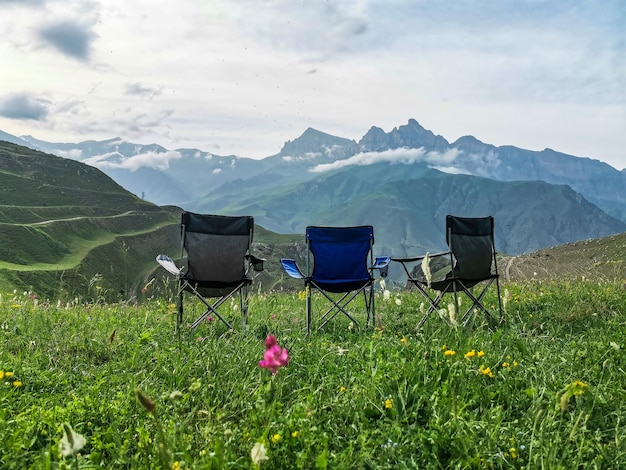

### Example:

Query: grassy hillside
xmin=502 ymin=231 xmax=626 ymax=283
xmin=1 ymin=281 xmax=624 ymax=468
xmin=0 ymin=141 xmax=180 ymax=299
xmin=0 ymin=142 xmax=306 ymax=300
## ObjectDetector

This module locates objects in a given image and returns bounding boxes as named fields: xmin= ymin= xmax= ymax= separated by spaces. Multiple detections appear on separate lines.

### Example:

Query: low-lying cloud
xmin=84 ymin=150 xmax=182 ymax=172
xmin=310 ymin=147 xmax=462 ymax=173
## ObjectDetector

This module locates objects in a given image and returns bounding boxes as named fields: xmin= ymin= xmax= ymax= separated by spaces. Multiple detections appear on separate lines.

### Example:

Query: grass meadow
xmin=1 ymin=280 xmax=625 ymax=469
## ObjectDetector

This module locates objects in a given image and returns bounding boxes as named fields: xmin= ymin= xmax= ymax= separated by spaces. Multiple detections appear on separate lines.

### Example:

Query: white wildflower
xmin=502 ymin=288 xmax=510 ymax=311
xmin=447 ymin=303 xmax=457 ymax=326
xmin=421 ymin=252 xmax=432 ymax=287
xmin=251 ymin=442 xmax=268 ymax=466
xmin=59 ymin=423 xmax=86 ymax=458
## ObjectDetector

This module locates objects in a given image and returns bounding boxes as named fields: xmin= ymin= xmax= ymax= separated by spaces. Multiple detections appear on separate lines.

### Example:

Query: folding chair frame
xmin=158 ymin=212 xmax=263 ymax=334
xmin=178 ymin=278 xmax=251 ymax=331
xmin=393 ymin=216 xmax=503 ymax=329
xmin=281 ymin=226 xmax=389 ymax=334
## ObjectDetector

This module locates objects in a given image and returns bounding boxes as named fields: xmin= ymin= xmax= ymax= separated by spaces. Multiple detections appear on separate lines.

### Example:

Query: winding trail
xmin=0 ymin=211 xmax=136 ymax=227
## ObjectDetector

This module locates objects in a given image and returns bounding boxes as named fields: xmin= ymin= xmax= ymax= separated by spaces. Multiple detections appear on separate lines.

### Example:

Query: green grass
xmin=1 ymin=281 xmax=625 ymax=469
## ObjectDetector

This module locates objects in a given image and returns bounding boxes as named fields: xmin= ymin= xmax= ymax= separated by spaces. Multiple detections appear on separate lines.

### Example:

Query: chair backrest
xmin=306 ymin=226 xmax=374 ymax=282
xmin=182 ymin=212 xmax=253 ymax=283
xmin=446 ymin=215 xmax=495 ymax=280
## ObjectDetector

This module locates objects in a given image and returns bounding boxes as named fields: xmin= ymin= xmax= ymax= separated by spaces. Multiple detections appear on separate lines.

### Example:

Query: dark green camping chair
xmin=392 ymin=215 xmax=502 ymax=328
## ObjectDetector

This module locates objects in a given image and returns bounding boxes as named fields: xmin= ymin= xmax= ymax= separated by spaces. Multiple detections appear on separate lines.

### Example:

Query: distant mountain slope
xmin=202 ymin=161 xmax=625 ymax=258
xmin=9 ymin=120 xmax=625 ymax=225
xmin=2 ymin=118 xmax=625 ymax=259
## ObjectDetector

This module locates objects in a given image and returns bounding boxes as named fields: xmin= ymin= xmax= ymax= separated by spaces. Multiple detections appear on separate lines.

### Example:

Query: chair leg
xmin=240 ymin=289 xmax=246 ymax=329
xmin=416 ymin=289 xmax=444 ymax=329
xmin=306 ymin=284 xmax=312 ymax=335
xmin=177 ymin=280 xmax=184 ymax=334
xmin=459 ymin=280 xmax=495 ymax=327
xmin=189 ymin=293 xmax=234 ymax=330
xmin=317 ymin=290 xmax=360 ymax=330
xmin=367 ymin=283 xmax=374 ymax=328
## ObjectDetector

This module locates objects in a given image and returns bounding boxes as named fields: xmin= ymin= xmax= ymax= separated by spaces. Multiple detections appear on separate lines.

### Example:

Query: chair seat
xmin=426 ymin=274 xmax=498 ymax=293
xmin=183 ymin=277 xmax=252 ymax=298
xmin=313 ymin=278 xmax=372 ymax=294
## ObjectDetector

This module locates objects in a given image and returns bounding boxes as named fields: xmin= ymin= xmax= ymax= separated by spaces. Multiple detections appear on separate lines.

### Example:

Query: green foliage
xmin=0 ymin=282 xmax=624 ymax=468
xmin=0 ymin=142 xmax=303 ymax=300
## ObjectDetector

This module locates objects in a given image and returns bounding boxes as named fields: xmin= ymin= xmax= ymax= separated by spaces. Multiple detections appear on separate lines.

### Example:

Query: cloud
xmin=125 ymin=83 xmax=163 ymax=100
xmin=310 ymin=147 xmax=462 ymax=173
xmin=68 ymin=109 xmax=175 ymax=144
xmin=225 ymin=0 xmax=370 ymax=60
xmin=37 ymin=19 xmax=96 ymax=60
xmin=55 ymin=148 xmax=83 ymax=160
xmin=0 ymin=93 xmax=50 ymax=120
xmin=0 ymin=0 xmax=45 ymax=5
xmin=84 ymin=149 xmax=182 ymax=172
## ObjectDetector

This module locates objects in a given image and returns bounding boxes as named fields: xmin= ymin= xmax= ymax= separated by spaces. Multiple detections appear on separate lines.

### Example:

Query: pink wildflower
xmin=259 ymin=335 xmax=289 ymax=375
xmin=265 ymin=334 xmax=278 ymax=349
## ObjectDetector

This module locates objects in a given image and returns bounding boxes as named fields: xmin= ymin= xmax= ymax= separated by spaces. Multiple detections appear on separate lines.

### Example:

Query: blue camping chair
xmin=281 ymin=225 xmax=390 ymax=333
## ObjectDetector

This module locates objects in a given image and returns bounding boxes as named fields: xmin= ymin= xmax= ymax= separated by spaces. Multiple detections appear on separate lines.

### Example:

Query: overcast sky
xmin=0 ymin=0 xmax=624 ymax=169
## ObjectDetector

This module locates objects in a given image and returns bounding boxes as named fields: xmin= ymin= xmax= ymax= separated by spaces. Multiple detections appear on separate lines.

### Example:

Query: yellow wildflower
xmin=509 ymin=448 xmax=517 ymax=459
xmin=271 ymin=433 xmax=281 ymax=443
xmin=339 ymin=386 xmax=346 ymax=392
xmin=400 ymin=337 xmax=408 ymax=345
xmin=477 ymin=350 xmax=485 ymax=358
xmin=0 ymin=371 xmax=4 ymax=379
xmin=5 ymin=371 xmax=14 ymax=378
xmin=502 ymin=362 xmax=510 ymax=368
xmin=13 ymin=381 xmax=23 ymax=388
xmin=570 ymin=380 xmax=588 ymax=396
xmin=385 ymin=398 xmax=393 ymax=409
xmin=172 ymin=462 xmax=181 ymax=470
xmin=291 ymin=431 xmax=299 ymax=438
xmin=444 ymin=349 xmax=456 ymax=356
xmin=479 ymin=365 xmax=494 ymax=378
xmin=464 ymin=349 xmax=476 ymax=358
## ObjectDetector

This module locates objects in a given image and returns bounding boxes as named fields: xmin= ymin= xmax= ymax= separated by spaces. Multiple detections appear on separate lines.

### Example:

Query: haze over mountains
xmin=2 ymin=119 xmax=625 ymax=260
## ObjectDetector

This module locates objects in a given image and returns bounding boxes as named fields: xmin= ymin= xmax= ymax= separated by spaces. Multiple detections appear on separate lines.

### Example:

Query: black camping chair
xmin=280 ymin=225 xmax=390 ymax=333
xmin=157 ymin=212 xmax=264 ymax=332
xmin=392 ymin=215 xmax=502 ymax=328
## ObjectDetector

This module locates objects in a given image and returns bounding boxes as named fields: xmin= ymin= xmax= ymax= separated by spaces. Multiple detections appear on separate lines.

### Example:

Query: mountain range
xmin=3 ymin=120 xmax=625 ymax=258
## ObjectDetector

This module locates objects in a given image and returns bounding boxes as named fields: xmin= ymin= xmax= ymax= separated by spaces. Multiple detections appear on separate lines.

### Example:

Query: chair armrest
xmin=391 ymin=251 xmax=451 ymax=263
xmin=156 ymin=254 xmax=183 ymax=275
xmin=280 ymin=258 xmax=306 ymax=279
xmin=373 ymin=256 xmax=391 ymax=269
xmin=371 ymin=256 xmax=390 ymax=278
xmin=247 ymin=254 xmax=265 ymax=272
